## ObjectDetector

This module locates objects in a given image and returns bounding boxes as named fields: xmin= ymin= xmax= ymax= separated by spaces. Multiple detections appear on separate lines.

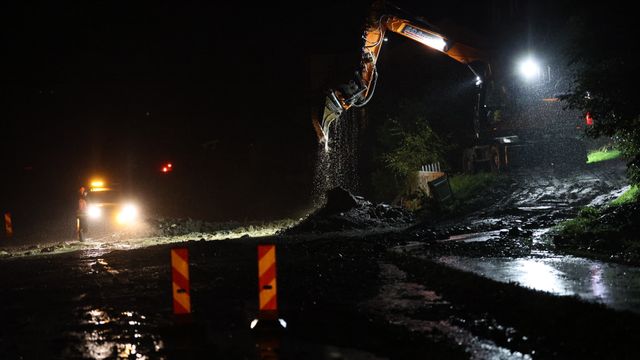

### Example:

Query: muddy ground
xmin=1 ymin=160 xmax=639 ymax=359
xmin=553 ymin=198 xmax=640 ymax=265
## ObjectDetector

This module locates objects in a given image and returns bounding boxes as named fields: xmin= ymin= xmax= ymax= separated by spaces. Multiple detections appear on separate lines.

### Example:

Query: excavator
xmin=312 ymin=0 xmax=586 ymax=175
xmin=312 ymin=0 xmax=490 ymax=155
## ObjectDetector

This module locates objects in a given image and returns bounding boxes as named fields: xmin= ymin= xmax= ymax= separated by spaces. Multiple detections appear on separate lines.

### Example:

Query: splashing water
xmin=312 ymin=110 xmax=362 ymax=208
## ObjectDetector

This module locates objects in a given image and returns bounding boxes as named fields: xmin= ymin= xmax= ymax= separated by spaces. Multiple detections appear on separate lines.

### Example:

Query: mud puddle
xmin=62 ymin=307 xmax=166 ymax=359
xmin=441 ymin=230 xmax=506 ymax=243
xmin=436 ymin=254 xmax=640 ymax=313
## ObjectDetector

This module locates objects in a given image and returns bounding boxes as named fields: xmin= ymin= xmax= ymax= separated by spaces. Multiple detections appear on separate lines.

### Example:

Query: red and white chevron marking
xmin=171 ymin=248 xmax=191 ymax=315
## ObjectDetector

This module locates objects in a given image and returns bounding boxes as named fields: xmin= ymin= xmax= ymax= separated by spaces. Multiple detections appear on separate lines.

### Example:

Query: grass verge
xmin=587 ymin=148 xmax=621 ymax=163
xmin=555 ymin=185 xmax=640 ymax=264
xmin=610 ymin=185 xmax=639 ymax=206
xmin=439 ymin=172 xmax=511 ymax=216
xmin=449 ymin=173 xmax=502 ymax=201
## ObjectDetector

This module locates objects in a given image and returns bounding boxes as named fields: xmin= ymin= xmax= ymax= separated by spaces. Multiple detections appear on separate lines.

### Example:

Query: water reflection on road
xmin=67 ymin=308 xmax=164 ymax=359
xmin=437 ymin=253 xmax=640 ymax=314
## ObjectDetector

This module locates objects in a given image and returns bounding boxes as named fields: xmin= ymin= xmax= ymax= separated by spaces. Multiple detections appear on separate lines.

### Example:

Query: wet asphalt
xmin=1 ymin=160 xmax=639 ymax=359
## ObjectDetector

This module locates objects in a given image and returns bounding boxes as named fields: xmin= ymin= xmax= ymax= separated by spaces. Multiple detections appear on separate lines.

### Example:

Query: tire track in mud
xmin=418 ymin=161 xmax=630 ymax=253
xmin=494 ymin=162 xmax=627 ymax=212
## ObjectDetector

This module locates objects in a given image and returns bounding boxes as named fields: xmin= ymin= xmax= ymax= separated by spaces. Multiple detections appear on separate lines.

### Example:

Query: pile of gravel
xmin=284 ymin=187 xmax=415 ymax=235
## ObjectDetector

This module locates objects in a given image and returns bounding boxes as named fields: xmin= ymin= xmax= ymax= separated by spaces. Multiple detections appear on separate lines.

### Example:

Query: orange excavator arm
xmin=314 ymin=2 xmax=487 ymax=150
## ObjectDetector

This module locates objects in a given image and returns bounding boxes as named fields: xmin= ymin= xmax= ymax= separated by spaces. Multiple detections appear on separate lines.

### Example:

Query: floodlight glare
xmin=519 ymin=58 xmax=541 ymax=81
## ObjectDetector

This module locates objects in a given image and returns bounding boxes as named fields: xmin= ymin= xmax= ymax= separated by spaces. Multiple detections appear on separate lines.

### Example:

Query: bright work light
xmin=519 ymin=57 xmax=541 ymax=81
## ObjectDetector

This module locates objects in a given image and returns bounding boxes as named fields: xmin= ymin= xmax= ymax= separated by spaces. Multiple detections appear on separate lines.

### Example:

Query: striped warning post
xmin=257 ymin=244 xmax=278 ymax=319
xmin=171 ymin=248 xmax=191 ymax=315
xmin=4 ymin=212 xmax=13 ymax=238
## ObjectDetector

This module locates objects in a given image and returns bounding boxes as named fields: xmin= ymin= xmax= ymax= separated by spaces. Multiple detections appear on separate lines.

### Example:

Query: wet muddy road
xmin=405 ymin=161 xmax=638 ymax=310
xmin=2 ymin=233 xmax=639 ymax=360
xmin=1 ymin=161 xmax=639 ymax=359
xmin=435 ymin=252 xmax=640 ymax=314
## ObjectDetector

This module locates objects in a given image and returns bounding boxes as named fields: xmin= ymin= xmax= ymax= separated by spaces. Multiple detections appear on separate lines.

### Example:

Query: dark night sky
xmin=1 ymin=0 xmax=585 ymax=222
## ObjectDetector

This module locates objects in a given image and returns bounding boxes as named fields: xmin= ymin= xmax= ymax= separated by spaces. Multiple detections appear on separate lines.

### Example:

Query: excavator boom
xmin=315 ymin=1 xmax=487 ymax=150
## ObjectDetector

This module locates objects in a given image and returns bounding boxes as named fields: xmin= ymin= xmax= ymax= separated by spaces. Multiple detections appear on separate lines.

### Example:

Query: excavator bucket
xmin=314 ymin=92 xmax=345 ymax=151
xmin=312 ymin=99 xmax=342 ymax=151
xmin=311 ymin=112 xmax=326 ymax=145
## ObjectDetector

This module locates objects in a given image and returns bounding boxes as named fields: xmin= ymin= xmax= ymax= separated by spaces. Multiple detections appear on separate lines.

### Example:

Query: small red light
xmin=162 ymin=167 xmax=168 ymax=173
xmin=585 ymin=112 xmax=594 ymax=126
xmin=167 ymin=163 xmax=172 ymax=168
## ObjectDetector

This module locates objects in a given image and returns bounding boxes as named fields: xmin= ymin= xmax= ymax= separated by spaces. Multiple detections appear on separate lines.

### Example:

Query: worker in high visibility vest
xmin=77 ymin=186 xmax=88 ymax=241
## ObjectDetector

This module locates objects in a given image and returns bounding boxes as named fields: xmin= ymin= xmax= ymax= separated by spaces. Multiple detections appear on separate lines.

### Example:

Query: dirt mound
xmin=284 ymin=187 xmax=414 ymax=234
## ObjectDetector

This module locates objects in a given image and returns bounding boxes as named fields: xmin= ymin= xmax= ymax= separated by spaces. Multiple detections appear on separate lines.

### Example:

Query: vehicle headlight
xmin=87 ymin=205 xmax=102 ymax=219
xmin=116 ymin=204 xmax=139 ymax=224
